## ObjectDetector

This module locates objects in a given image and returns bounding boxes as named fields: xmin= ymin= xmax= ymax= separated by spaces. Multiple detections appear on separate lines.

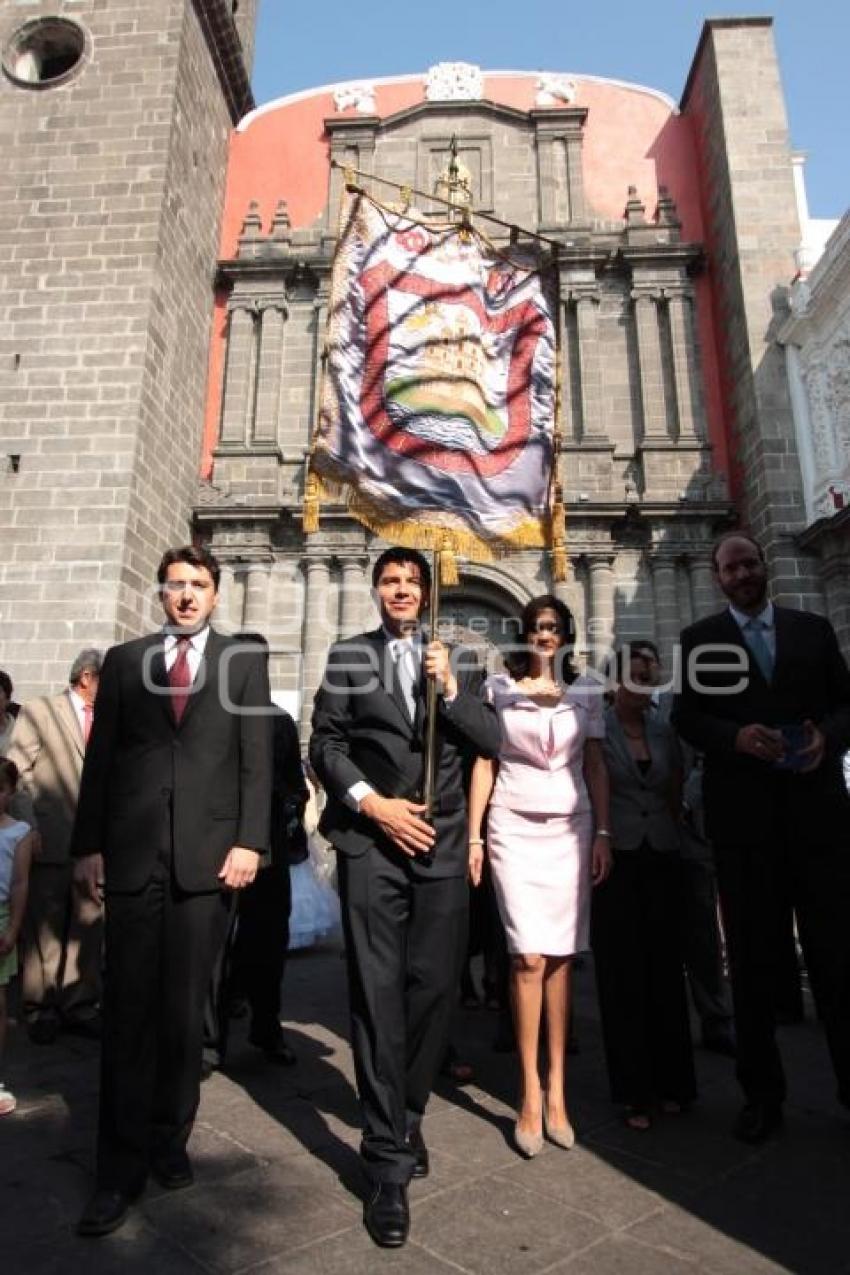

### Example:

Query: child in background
xmin=0 ymin=757 xmax=34 ymax=1115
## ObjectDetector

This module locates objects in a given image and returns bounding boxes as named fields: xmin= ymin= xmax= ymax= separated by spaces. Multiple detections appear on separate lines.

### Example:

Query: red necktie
xmin=168 ymin=636 xmax=193 ymax=724
xmin=82 ymin=702 xmax=93 ymax=747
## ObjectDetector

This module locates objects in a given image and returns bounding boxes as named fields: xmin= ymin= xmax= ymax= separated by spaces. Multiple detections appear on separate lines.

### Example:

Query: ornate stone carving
xmin=333 ymin=81 xmax=377 ymax=114
xmin=535 ymin=74 xmax=577 ymax=106
xmin=424 ymin=62 xmax=483 ymax=102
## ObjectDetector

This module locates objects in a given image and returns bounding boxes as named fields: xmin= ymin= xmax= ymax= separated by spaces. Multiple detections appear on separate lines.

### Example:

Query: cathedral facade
xmin=1 ymin=6 xmax=844 ymax=731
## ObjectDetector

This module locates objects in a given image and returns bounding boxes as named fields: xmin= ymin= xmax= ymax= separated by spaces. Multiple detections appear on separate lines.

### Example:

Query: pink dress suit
xmin=485 ymin=673 xmax=605 ymax=956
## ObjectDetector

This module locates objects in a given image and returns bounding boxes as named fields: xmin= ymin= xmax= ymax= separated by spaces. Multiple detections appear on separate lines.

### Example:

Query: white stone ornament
xmin=535 ymin=74 xmax=578 ymax=107
xmin=333 ymin=81 xmax=377 ymax=114
xmin=425 ymin=62 xmax=484 ymax=102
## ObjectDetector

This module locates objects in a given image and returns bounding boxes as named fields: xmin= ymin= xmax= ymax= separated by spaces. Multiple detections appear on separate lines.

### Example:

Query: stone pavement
xmin=3 ymin=941 xmax=850 ymax=1275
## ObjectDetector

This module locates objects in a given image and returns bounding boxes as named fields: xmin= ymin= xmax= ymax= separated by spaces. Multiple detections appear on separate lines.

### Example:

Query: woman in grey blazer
xmin=591 ymin=643 xmax=696 ymax=1129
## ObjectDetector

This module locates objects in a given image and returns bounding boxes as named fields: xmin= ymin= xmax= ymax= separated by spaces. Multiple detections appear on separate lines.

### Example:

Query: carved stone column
xmin=666 ymin=287 xmax=704 ymax=440
xmin=217 ymin=561 xmax=238 ymax=631
xmin=572 ymin=291 xmax=604 ymax=440
xmin=689 ymin=554 xmax=717 ymax=622
xmin=649 ymin=555 xmax=679 ymax=668
xmin=531 ymin=108 xmax=587 ymax=228
xmin=242 ymin=561 xmax=271 ymax=635
xmin=252 ymin=302 xmax=287 ymax=447
xmin=339 ymin=556 xmax=368 ymax=639
xmin=299 ymin=557 xmax=332 ymax=743
xmin=219 ymin=302 xmax=257 ymax=448
xmin=632 ymin=288 xmax=669 ymax=440
xmin=587 ymin=556 xmax=616 ymax=667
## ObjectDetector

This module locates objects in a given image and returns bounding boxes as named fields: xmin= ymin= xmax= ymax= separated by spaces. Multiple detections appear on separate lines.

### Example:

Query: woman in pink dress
xmin=468 ymin=595 xmax=612 ymax=1157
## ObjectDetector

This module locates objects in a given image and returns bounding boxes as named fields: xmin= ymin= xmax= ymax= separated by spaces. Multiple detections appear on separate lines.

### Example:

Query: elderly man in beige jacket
xmin=8 ymin=650 xmax=103 ymax=1042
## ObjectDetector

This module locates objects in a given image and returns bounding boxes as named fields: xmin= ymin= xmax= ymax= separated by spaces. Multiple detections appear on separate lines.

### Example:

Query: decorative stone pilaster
xmin=632 ymin=287 xmax=669 ymax=440
xmin=665 ymin=286 xmax=704 ymax=440
xmin=252 ymin=300 xmax=288 ymax=448
xmin=218 ymin=302 xmax=258 ymax=447
xmin=531 ymin=108 xmax=588 ymax=229
xmin=217 ymin=562 xmax=239 ymax=631
xmin=299 ymin=557 xmax=332 ymax=743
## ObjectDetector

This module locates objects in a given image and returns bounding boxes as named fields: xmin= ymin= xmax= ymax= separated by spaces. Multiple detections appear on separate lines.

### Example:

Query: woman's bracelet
xmin=595 ymin=828 xmax=612 ymax=839
xmin=468 ymin=838 xmax=484 ymax=847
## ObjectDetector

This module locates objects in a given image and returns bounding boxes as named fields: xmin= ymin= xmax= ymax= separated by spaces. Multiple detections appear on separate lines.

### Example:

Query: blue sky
xmin=251 ymin=0 xmax=846 ymax=220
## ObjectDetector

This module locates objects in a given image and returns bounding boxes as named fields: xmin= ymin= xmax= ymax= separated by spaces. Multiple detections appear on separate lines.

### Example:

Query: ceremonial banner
xmin=308 ymin=188 xmax=559 ymax=564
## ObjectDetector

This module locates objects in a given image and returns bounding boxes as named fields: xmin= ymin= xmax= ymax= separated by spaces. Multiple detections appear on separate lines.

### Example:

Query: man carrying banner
xmin=310 ymin=546 xmax=500 ymax=1248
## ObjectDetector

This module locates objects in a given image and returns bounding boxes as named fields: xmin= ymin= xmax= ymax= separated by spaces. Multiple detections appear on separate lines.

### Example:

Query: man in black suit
xmin=310 ymin=547 xmax=500 ymax=1248
xmin=673 ymin=532 xmax=850 ymax=1143
xmin=71 ymin=545 xmax=273 ymax=1235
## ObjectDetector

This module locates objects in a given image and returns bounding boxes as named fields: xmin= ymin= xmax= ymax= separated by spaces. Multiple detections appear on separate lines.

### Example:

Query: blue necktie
xmin=745 ymin=619 xmax=774 ymax=682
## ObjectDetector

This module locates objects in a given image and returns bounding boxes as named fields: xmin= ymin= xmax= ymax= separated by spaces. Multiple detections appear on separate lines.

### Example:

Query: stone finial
xmin=624 ymin=186 xmax=646 ymax=225
xmin=333 ymin=81 xmax=377 ymax=114
xmin=654 ymin=185 xmax=679 ymax=226
xmin=270 ymin=199 xmax=292 ymax=241
xmin=239 ymin=200 xmax=263 ymax=239
xmin=424 ymin=62 xmax=483 ymax=102
xmin=535 ymin=74 xmax=578 ymax=107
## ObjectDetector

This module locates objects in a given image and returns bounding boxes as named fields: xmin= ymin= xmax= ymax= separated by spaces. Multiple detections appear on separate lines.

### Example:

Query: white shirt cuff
xmin=346 ymin=781 xmax=375 ymax=811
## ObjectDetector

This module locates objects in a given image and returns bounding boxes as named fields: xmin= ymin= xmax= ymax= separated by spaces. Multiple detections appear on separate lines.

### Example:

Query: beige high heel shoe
xmin=543 ymin=1104 xmax=575 ymax=1149
xmin=513 ymin=1120 xmax=544 ymax=1158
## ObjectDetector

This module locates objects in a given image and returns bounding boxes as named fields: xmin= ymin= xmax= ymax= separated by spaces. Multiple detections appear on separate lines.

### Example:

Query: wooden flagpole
xmin=421 ymin=548 xmax=442 ymax=819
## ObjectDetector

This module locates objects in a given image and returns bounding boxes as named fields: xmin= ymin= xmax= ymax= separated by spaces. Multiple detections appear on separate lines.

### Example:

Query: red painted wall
xmin=201 ymin=72 xmax=726 ymax=481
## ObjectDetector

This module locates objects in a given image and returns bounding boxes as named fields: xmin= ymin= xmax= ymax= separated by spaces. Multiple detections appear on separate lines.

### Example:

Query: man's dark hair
xmin=710 ymin=531 xmax=765 ymax=572
xmin=630 ymin=638 xmax=660 ymax=663
xmin=0 ymin=757 xmax=19 ymax=789
xmin=0 ymin=669 xmax=12 ymax=701
xmin=156 ymin=544 xmax=221 ymax=591
xmin=371 ymin=547 xmax=431 ymax=591
xmin=505 ymin=593 xmax=577 ymax=686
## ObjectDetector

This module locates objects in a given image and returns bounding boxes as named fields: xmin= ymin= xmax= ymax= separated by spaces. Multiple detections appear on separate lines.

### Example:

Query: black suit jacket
xmin=672 ymin=606 xmax=850 ymax=849
xmin=309 ymin=629 xmax=501 ymax=878
xmin=71 ymin=629 xmax=273 ymax=893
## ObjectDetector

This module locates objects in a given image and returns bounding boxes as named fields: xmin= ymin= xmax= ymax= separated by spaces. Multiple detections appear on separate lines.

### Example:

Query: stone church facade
xmin=1 ymin=6 xmax=845 ymax=733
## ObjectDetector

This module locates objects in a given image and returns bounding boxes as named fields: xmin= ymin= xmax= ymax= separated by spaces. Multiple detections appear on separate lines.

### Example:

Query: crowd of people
xmin=0 ymin=531 xmax=848 ymax=1251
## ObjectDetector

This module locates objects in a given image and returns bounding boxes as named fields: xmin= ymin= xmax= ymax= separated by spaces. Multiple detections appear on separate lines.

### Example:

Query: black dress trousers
xmin=96 ymin=855 xmax=230 ymax=1194
xmin=337 ymin=844 xmax=468 ymax=1184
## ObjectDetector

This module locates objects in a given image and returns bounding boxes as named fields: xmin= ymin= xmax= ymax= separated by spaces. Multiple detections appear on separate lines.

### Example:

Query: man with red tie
xmin=71 ymin=546 xmax=273 ymax=1237
xmin=7 ymin=650 xmax=103 ymax=1042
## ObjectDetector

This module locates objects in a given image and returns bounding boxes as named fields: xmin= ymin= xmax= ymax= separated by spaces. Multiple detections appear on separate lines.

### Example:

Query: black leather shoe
xmin=732 ymin=1102 xmax=783 ymax=1144
xmin=151 ymin=1149 xmax=193 ymax=1190
xmin=28 ymin=1014 xmax=60 ymax=1046
xmin=76 ymin=1188 xmax=131 ymax=1237
xmin=408 ymin=1126 xmax=429 ymax=1179
xmin=63 ymin=1014 xmax=102 ymax=1041
xmin=249 ymin=1033 xmax=297 ymax=1066
xmin=364 ymin=1182 xmax=409 ymax=1248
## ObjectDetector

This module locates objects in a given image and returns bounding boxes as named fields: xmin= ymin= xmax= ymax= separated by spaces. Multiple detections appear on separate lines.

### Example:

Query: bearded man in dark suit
xmin=71 ymin=545 xmax=273 ymax=1236
xmin=673 ymin=532 xmax=850 ymax=1144
xmin=310 ymin=547 xmax=500 ymax=1249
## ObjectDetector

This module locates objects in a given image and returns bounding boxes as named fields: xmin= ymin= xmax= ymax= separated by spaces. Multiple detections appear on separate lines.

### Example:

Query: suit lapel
xmin=147 ymin=637 xmax=174 ymax=730
xmin=715 ymin=609 xmax=768 ymax=688
xmin=368 ymin=629 xmax=416 ymax=734
xmin=771 ymin=606 xmax=790 ymax=687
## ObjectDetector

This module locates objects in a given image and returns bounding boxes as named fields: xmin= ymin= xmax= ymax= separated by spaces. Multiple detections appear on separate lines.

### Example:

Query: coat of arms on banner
xmin=307 ymin=188 xmax=558 ymax=563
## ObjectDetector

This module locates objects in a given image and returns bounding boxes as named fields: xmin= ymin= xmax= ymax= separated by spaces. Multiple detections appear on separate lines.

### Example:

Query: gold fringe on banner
xmin=439 ymin=535 xmax=459 ymax=586
xmin=302 ymin=470 xmax=321 ymax=534
xmin=550 ymin=481 xmax=568 ymax=583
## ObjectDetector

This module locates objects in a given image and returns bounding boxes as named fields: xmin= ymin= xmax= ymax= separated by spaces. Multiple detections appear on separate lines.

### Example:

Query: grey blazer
xmin=602 ymin=706 xmax=682 ymax=853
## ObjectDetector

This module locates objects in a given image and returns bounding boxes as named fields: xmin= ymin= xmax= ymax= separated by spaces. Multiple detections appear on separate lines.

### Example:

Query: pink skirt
xmin=487 ymin=806 xmax=592 ymax=956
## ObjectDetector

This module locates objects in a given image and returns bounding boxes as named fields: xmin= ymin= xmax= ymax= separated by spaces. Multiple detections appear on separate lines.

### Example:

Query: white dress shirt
xmin=163 ymin=625 xmax=211 ymax=683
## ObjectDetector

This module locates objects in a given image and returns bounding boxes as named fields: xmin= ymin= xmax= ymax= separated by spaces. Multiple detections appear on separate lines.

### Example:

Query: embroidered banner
xmin=308 ymin=188 xmax=558 ymax=562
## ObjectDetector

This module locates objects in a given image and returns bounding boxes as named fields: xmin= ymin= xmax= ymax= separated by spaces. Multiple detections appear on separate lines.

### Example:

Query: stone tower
xmin=0 ymin=0 xmax=256 ymax=695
